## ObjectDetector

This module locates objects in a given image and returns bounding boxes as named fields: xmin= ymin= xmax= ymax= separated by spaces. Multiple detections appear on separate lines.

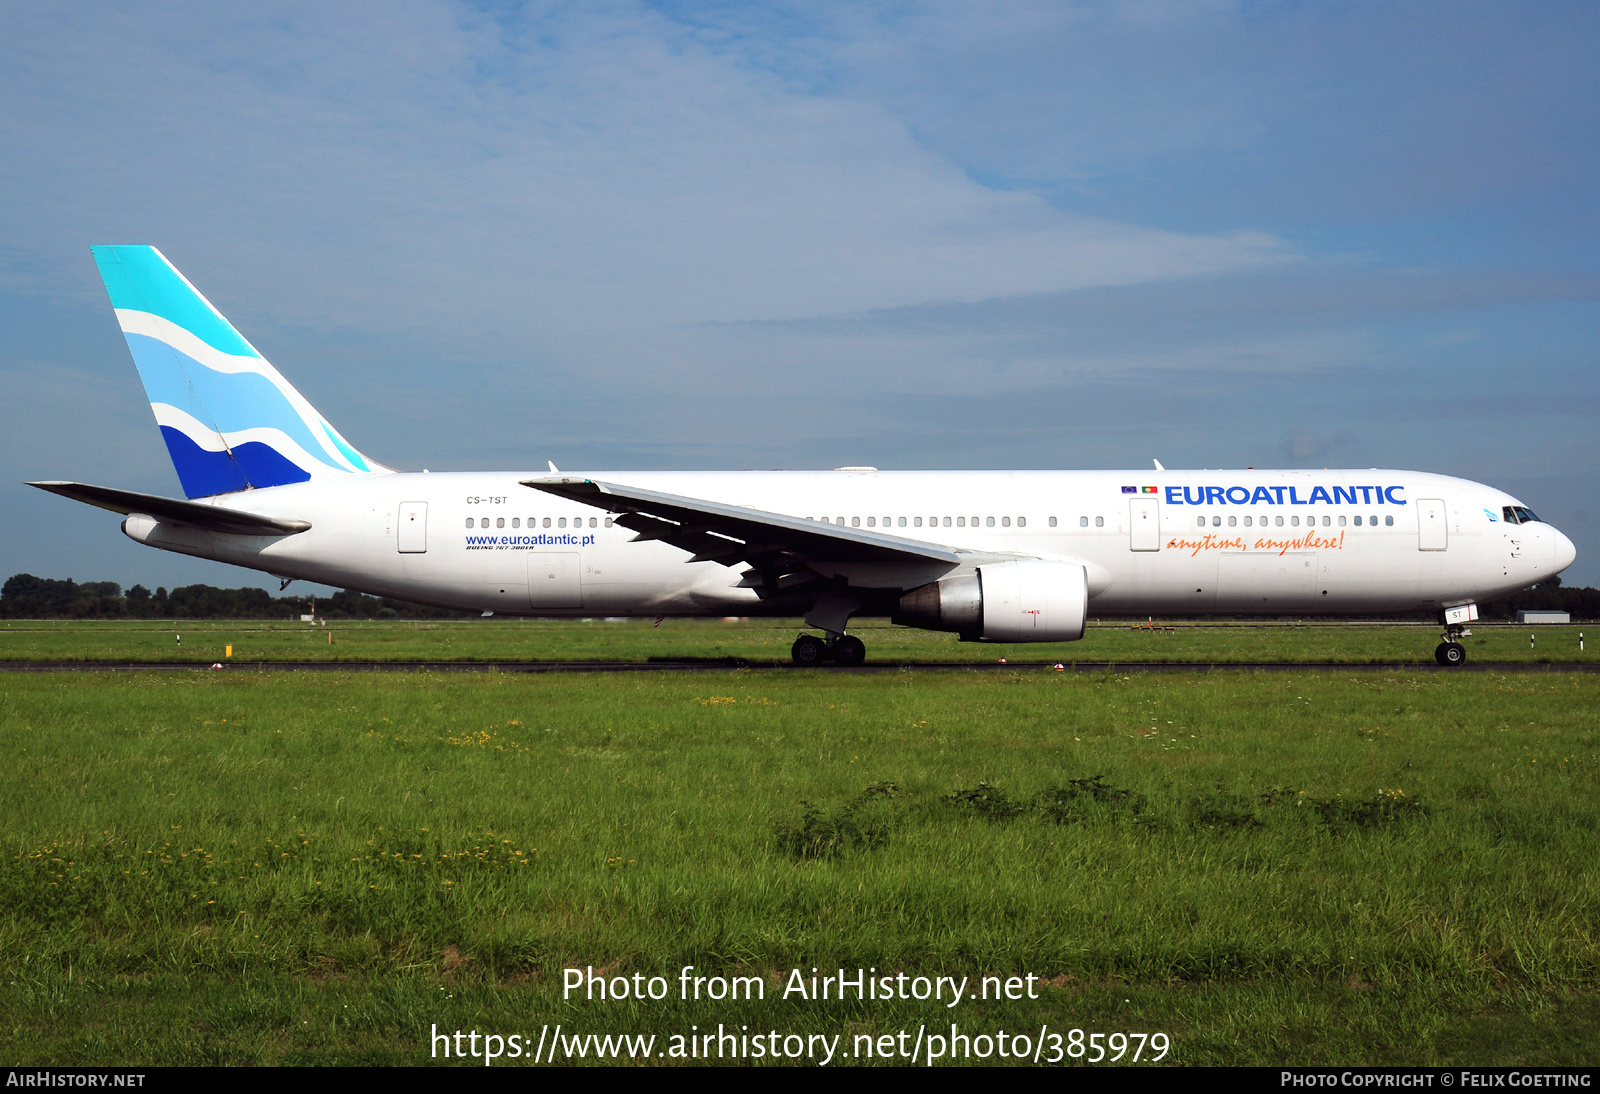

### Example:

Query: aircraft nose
xmin=1553 ymin=527 xmax=1577 ymax=574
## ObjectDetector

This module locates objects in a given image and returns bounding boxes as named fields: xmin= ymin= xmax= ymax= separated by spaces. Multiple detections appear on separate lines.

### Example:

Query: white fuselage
xmin=122 ymin=468 xmax=1575 ymax=620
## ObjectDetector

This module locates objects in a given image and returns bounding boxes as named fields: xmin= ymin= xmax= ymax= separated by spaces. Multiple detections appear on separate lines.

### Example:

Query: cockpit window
xmin=1502 ymin=505 xmax=1542 ymax=525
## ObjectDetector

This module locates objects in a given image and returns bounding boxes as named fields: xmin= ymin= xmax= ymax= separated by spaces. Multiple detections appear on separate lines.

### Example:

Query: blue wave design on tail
xmin=91 ymin=245 xmax=387 ymax=499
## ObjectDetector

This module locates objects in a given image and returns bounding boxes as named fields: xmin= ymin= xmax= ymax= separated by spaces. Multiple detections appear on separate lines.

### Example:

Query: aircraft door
xmin=1417 ymin=498 xmax=1448 ymax=551
xmin=397 ymin=502 xmax=428 ymax=553
xmin=1129 ymin=498 xmax=1161 ymax=552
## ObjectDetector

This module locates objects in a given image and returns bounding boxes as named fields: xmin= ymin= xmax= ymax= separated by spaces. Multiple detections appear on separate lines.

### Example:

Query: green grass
xmin=1 ymin=667 xmax=1597 ymax=1065
xmin=1 ymin=616 xmax=1596 ymax=665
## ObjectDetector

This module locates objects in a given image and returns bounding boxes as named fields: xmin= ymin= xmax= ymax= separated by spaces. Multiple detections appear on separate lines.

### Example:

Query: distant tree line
xmin=1479 ymin=576 xmax=1600 ymax=620
xmin=0 ymin=574 xmax=473 ymax=620
xmin=4 ymin=571 xmax=1595 ymax=622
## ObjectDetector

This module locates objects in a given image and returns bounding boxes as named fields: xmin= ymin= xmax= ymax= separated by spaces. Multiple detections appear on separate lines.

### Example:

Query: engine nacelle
xmin=893 ymin=573 xmax=981 ymax=631
xmin=894 ymin=560 xmax=1088 ymax=643
xmin=978 ymin=559 xmax=1087 ymax=642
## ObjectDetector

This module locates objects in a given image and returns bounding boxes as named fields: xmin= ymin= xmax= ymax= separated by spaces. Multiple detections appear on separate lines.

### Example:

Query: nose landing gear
xmin=790 ymin=632 xmax=866 ymax=666
xmin=1435 ymin=623 xmax=1471 ymax=667
xmin=1435 ymin=605 xmax=1477 ymax=668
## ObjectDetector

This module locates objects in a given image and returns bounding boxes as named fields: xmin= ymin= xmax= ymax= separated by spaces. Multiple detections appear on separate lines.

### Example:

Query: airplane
xmin=30 ymin=246 xmax=1577 ymax=668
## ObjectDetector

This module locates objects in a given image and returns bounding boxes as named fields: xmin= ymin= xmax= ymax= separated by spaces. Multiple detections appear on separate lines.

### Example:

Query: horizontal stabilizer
xmin=27 ymin=481 xmax=310 ymax=536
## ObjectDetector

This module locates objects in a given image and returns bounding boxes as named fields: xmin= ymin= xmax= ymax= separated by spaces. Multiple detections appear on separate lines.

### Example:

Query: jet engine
xmin=894 ymin=559 xmax=1088 ymax=642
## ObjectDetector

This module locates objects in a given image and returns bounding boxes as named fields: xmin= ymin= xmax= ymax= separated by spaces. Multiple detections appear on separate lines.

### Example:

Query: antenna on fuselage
xmin=548 ymin=460 xmax=560 ymax=473
xmin=1153 ymin=459 xmax=1166 ymax=472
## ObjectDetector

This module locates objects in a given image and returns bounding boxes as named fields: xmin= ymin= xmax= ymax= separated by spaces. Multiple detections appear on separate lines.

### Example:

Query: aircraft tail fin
xmin=90 ymin=245 xmax=388 ymax=498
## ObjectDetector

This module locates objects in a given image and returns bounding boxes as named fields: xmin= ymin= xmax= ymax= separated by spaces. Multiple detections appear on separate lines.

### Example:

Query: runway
xmin=2 ymin=659 xmax=1596 ymax=674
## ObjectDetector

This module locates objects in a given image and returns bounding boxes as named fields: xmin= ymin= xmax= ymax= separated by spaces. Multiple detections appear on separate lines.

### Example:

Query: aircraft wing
xmin=523 ymin=475 xmax=963 ymax=592
xmin=28 ymin=481 xmax=311 ymax=536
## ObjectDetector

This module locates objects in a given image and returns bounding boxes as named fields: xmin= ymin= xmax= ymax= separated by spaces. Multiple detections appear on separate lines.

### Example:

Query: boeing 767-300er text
xmin=30 ymin=246 xmax=1576 ymax=666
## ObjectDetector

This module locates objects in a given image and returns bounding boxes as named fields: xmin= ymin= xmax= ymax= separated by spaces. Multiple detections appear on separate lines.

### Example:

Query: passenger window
xmin=867 ymin=516 xmax=875 ymax=527
xmin=465 ymin=518 xmax=474 ymax=529
xmin=1001 ymin=516 xmax=1010 ymax=527
xmin=898 ymin=517 xmax=906 ymax=527
xmin=1291 ymin=516 xmax=1300 ymax=527
xmin=589 ymin=517 xmax=597 ymax=528
xmin=1322 ymin=516 xmax=1331 ymax=527
xmin=1243 ymin=516 xmax=1252 ymax=527
xmin=543 ymin=518 xmax=551 ymax=528
xmin=971 ymin=516 xmax=979 ymax=526
xmin=1338 ymin=516 xmax=1346 ymax=526
xmin=914 ymin=517 xmax=923 ymax=527
xmin=986 ymin=516 xmax=995 ymax=527
xmin=1212 ymin=516 xmax=1221 ymax=527
xmin=956 ymin=516 xmax=965 ymax=527
xmin=1080 ymin=516 xmax=1089 ymax=527
xmin=512 ymin=518 xmax=520 ymax=528
xmin=836 ymin=517 xmax=845 ymax=526
xmin=559 ymin=518 xmax=566 ymax=528
xmin=1353 ymin=515 xmax=1361 ymax=526
xmin=943 ymin=517 xmax=952 ymax=527
xmin=1227 ymin=516 xmax=1236 ymax=527
xmin=1275 ymin=516 xmax=1284 ymax=527
xmin=497 ymin=517 xmax=505 ymax=529
xmin=1196 ymin=516 xmax=1205 ymax=528
xmin=1048 ymin=516 xmax=1056 ymax=528
xmin=1385 ymin=515 xmax=1394 ymax=526
xmin=605 ymin=518 xmax=613 ymax=528
xmin=1018 ymin=517 xmax=1026 ymax=528
xmin=1095 ymin=516 xmax=1104 ymax=528
xmin=852 ymin=516 xmax=861 ymax=527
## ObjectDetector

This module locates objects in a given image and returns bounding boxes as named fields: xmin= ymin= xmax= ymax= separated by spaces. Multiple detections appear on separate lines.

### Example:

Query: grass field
xmin=1 ymin=616 xmax=1596 ymax=665
xmin=1 ymin=658 xmax=1597 ymax=1066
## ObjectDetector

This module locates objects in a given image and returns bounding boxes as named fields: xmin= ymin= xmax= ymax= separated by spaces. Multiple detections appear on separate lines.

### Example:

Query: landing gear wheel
xmin=833 ymin=635 xmax=867 ymax=667
xmin=1435 ymin=641 xmax=1467 ymax=667
xmin=791 ymin=634 xmax=828 ymax=666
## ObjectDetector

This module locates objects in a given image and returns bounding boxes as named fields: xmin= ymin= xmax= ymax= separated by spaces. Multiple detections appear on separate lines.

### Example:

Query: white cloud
xmin=0 ymin=1 xmax=1292 ymax=356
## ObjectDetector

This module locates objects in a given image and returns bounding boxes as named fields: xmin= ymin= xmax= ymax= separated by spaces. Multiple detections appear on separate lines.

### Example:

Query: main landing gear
xmin=791 ymin=633 xmax=866 ymax=667
xmin=1434 ymin=624 xmax=1470 ymax=667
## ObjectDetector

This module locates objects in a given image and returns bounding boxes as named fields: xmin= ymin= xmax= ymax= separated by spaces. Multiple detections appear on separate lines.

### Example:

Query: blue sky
xmin=3 ymin=1 xmax=1598 ymax=589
